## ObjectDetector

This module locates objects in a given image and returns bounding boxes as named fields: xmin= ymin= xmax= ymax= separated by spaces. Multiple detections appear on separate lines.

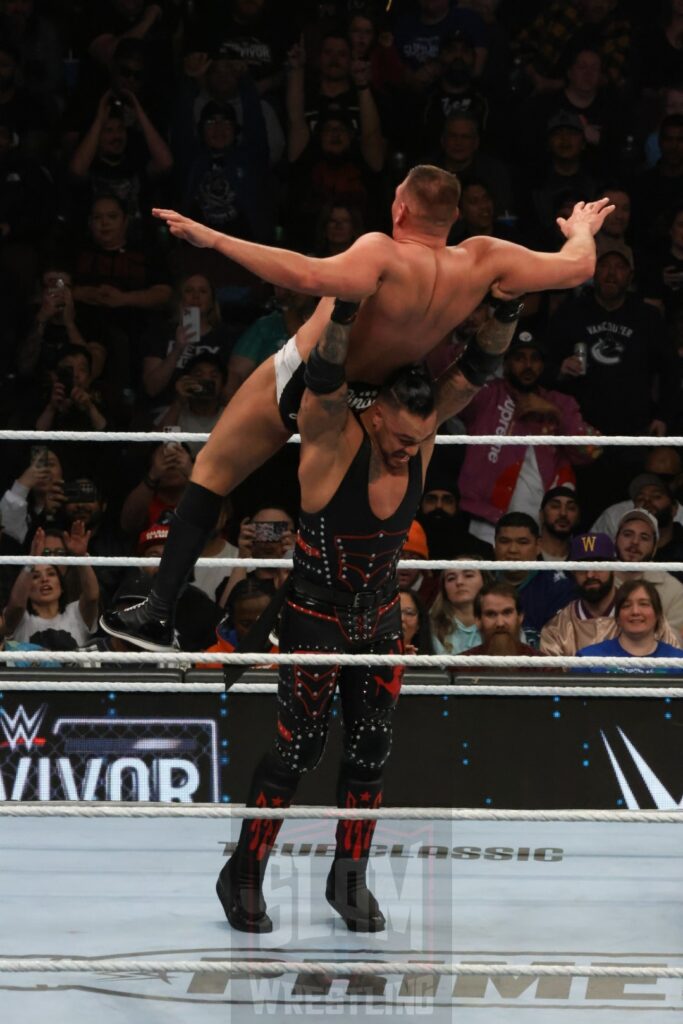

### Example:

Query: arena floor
xmin=1 ymin=816 xmax=681 ymax=1022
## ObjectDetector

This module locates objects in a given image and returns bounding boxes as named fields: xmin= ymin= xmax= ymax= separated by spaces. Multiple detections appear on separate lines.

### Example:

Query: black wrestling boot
xmin=216 ymin=755 xmax=299 ymax=933
xmin=325 ymin=771 xmax=385 ymax=933
xmin=100 ymin=482 xmax=222 ymax=651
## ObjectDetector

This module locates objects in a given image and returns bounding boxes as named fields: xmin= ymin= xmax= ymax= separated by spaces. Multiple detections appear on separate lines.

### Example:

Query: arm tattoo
xmin=318 ymin=320 xmax=351 ymax=365
xmin=475 ymin=315 xmax=517 ymax=356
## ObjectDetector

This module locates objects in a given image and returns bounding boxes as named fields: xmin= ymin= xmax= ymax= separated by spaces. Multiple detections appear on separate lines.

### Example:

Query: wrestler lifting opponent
xmin=216 ymin=296 xmax=515 ymax=934
xmin=101 ymin=166 xmax=613 ymax=650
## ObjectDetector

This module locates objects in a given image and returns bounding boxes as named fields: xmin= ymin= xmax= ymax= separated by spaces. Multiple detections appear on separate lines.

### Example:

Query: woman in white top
xmin=430 ymin=563 xmax=489 ymax=655
xmin=5 ymin=523 xmax=99 ymax=650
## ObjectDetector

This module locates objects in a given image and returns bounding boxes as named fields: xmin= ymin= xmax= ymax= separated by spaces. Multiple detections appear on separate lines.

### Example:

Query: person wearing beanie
xmin=614 ymin=508 xmax=683 ymax=638
xmin=538 ymin=485 xmax=580 ymax=561
xmin=397 ymin=519 xmax=438 ymax=607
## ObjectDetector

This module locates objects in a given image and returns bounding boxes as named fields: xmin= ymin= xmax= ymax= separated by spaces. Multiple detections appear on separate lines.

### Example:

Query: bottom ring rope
xmin=0 ymin=802 xmax=681 ymax=822
xmin=0 ymin=959 xmax=680 ymax=979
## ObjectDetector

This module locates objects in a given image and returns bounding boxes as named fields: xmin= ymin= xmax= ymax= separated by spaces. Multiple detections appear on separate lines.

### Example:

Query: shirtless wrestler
xmin=101 ymin=165 xmax=614 ymax=650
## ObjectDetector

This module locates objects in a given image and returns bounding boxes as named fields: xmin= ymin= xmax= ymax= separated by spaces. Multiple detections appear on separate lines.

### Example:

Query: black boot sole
xmin=216 ymin=876 xmax=273 ymax=934
xmin=325 ymin=890 xmax=386 ymax=933
xmin=99 ymin=614 xmax=177 ymax=653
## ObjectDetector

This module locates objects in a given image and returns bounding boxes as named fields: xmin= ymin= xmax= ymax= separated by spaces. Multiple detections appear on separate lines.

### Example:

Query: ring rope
xmin=0 ymin=958 xmax=679 ymax=979
xmin=0 ymin=680 xmax=680 ymax=697
xmin=0 ymin=802 xmax=680 ymax=821
xmin=0 ymin=429 xmax=667 ymax=446
xmin=1 ymin=650 xmax=683 ymax=669
xmin=4 ymin=556 xmax=680 ymax=573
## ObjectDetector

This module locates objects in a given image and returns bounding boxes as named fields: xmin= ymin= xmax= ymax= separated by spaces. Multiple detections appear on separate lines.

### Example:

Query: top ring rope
xmin=0 ymin=650 xmax=683 ymax=669
xmin=1 ymin=557 xmax=679 ymax=573
xmin=0 ymin=429 xmax=672 ymax=446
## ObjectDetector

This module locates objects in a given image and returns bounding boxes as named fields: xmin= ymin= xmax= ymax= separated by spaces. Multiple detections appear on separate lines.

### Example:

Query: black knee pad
xmin=275 ymin=721 xmax=328 ymax=775
xmin=344 ymin=714 xmax=393 ymax=773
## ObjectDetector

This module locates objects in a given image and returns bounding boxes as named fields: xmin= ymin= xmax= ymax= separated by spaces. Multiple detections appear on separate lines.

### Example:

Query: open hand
xmin=63 ymin=519 xmax=92 ymax=557
xmin=152 ymin=209 xmax=216 ymax=248
xmin=557 ymin=199 xmax=616 ymax=239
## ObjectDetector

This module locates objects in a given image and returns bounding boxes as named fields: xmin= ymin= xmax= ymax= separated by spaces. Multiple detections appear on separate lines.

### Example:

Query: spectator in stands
xmin=205 ymin=576 xmax=276 ymax=663
xmin=492 ymin=511 xmax=576 ymax=647
xmin=430 ymin=563 xmax=487 ymax=653
xmin=0 ymin=606 xmax=45 ymax=662
xmin=157 ymin=353 xmax=226 ymax=452
xmin=539 ymin=485 xmax=580 ymax=560
xmin=0 ymin=0 xmax=63 ymax=107
xmin=614 ymin=507 xmax=683 ymax=637
xmin=433 ymin=112 xmax=515 ymax=217
xmin=628 ymin=473 xmax=683 ymax=581
xmin=576 ymin=579 xmax=683 ymax=673
xmin=17 ymin=264 xmax=107 ymax=384
xmin=286 ymin=30 xmax=385 ymax=166
xmin=218 ymin=503 xmax=295 ymax=607
xmin=111 ymin=523 xmax=218 ymax=650
xmin=72 ymin=193 xmax=172 ymax=389
xmin=226 ymin=287 xmax=313 ymax=398
xmin=0 ymin=38 xmax=50 ymax=158
xmin=420 ymin=29 xmax=488 ymax=149
xmin=551 ymin=244 xmax=668 ymax=518
xmin=0 ymin=110 xmax=55 ymax=295
xmin=417 ymin=462 xmax=491 ymax=558
xmin=392 ymin=0 xmax=488 ymax=85
xmin=464 ymin=580 xmax=542 ymax=661
xmin=142 ymin=273 xmax=234 ymax=404
xmin=182 ymin=85 xmax=271 ymax=241
xmin=458 ymin=330 xmax=598 ymax=543
xmin=119 ymin=440 xmax=193 ymax=538
xmin=633 ymin=115 xmax=683 ymax=247
xmin=35 ymin=345 xmax=108 ymax=433
xmin=514 ymin=0 xmax=633 ymax=92
xmin=60 ymin=475 xmax=130 ymax=607
xmin=541 ymin=531 xmax=681 ymax=654
xmin=84 ymin=0 xmax=176 ymax=88
xmin=312 ymin=202 xmax=365 ymax=257
xmin=592 ymin=448 xmax=683 ymax=537
xmin=68 ymin=86 xmax=173 ymax=224
xmin=528 ymin=111 xmax=598 ymax=232
xmin=399 ymin=588 xmax=434 ymax=655
xmin=397 ymin=519 xmax=436 ymax=608
xmin=4 ymin=522 xmax=99 ymax=650
xmin=641 ymin=3 xmax=683 ymax=91
xmin=642 ymin=204 xmax=683 ymax=318
xmin=0 ymin=446 xmax=64 ymax=546
xmin=596 ymin=185 xmax=633 ymax=260
xmin=347 ymin=6 xmax=406 ymax=102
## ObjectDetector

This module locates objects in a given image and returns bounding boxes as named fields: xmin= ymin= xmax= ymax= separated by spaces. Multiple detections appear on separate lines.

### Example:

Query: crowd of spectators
xmin=0 ymin=0 xmax=680 ymax=670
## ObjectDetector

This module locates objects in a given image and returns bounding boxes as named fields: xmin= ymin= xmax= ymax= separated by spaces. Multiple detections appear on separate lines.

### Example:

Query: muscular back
xmin=297 ymin=235 xmax=494 ymax=382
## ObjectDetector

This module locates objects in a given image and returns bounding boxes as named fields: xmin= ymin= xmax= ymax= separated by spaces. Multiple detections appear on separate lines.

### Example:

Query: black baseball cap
xmin=541 ymin=485 xmax=579 ymax=509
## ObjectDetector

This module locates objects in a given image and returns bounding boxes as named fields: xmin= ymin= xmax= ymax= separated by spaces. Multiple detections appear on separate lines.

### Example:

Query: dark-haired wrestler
xmin=101 ymin=169 xmax=613 ymax=650
xmin=214 ymin=298 xmax=516 ymax=934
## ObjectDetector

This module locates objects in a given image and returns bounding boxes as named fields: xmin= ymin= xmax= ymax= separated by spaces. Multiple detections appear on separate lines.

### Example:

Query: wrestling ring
xmin=0 ymin=429 xmax=681 ymax=1021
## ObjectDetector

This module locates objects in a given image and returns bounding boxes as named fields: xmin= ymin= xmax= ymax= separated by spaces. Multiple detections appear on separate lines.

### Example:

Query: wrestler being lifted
xmin=101 ymin=166 xmax=613 ymax=650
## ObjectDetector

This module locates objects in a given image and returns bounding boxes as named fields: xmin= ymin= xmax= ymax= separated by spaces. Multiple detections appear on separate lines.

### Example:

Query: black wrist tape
xmin=331 ymin=298 xmax=360 ymax=324
xmin=489 ymin=294 xmax=525 ymax=323
xmin=458 ymin=338 xmax=503 ymax=387
xmin=304 ymin=344 xmax=346 ymax=394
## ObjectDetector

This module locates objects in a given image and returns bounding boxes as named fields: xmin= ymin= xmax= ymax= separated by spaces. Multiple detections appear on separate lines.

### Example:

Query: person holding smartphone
xmin=35 ymin=345 xmax=107 ymax=432
xmin=217 ymin=503 xmax=296 ymax=608
xmin=156 ymin=353 xmax=227 ymax=455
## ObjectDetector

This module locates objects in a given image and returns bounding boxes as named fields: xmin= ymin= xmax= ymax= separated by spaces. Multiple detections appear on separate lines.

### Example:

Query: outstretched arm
xmin=152 ymin=209 xmax=390 ymax=300
xmin=483 ymin=199 xmax=615 ymax=297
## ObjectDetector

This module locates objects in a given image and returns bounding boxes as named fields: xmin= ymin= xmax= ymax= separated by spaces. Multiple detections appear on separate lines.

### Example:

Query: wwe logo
xmin=601 ymin=727 xmax=683 ymax=810
xmin=0 ymin=704 xmax=47 ymax=752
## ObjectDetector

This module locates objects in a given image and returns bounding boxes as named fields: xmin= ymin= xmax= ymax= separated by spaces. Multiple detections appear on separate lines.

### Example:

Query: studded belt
xmin=291 ymin=575 xmax=398 ymax=610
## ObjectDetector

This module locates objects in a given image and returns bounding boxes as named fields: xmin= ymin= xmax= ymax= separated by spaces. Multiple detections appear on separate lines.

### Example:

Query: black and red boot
xmin=217 ymin=755 xmax=299 ymax=933
xmin=325 ymin=771 xmax=385 ymax=933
